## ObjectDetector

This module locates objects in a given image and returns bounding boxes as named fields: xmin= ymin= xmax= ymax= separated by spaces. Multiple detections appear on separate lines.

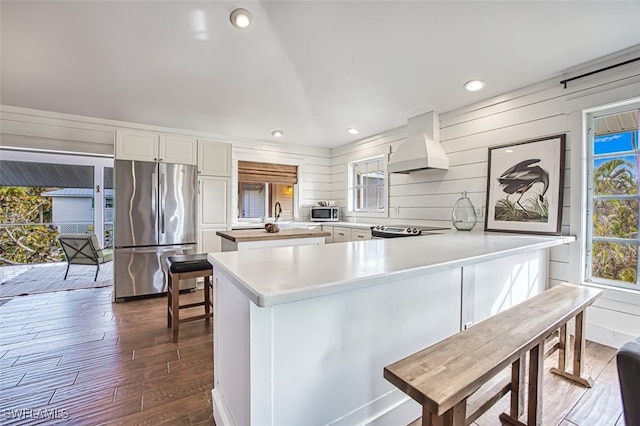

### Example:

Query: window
xmin=349 ymin=156 xmax=385 ymax=212
xmin=586 ymin=105 xmax=640 ymax=290
xmin=237 ymin=161 xmax=297 ymax=220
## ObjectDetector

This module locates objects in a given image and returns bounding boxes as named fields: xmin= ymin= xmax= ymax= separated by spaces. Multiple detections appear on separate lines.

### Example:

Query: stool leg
xmin=172 ymin=272 xmax=180 ymax=343
xmin=167 ymin=272 xmax=173 ymax=328
xmin=205 ymin=275 xmax=211 ymax=318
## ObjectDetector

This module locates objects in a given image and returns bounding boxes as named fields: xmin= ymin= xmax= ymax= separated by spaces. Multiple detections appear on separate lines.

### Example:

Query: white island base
xmin=208 ymin=233 xmax=573 ymax=425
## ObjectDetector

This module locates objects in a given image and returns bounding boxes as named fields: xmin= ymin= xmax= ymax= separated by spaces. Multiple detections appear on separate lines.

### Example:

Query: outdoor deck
xmin=0 ymin=262 xmax=113 ymax=298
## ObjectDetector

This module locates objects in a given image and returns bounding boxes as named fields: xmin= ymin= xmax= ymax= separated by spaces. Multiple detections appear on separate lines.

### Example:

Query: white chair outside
xmin=58 ymin=234 xmax=113 ymax=281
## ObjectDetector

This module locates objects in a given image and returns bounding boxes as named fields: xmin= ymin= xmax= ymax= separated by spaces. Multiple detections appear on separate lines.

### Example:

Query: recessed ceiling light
xmin=230 ymin=8 xmax=252 ymax=29
xmin=347 ymin=128 xmax=360 ymax=135
xmin=464 ymin=80 xmax=486 ymax=92
xmin=271 ymin=130 xmax=283 ymax=138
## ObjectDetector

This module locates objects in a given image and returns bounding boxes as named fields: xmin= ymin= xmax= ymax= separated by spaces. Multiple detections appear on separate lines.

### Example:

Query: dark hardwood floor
xmin=0 ymin=287 xmax=213 ymax=425
xmin=0 ymin=286 xmax=624 ymax=425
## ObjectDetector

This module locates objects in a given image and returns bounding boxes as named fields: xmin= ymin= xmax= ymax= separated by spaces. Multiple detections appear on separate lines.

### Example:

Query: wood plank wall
xmin=231 ymin=140 xmax=332 ymax=219
xmin=330 ymin=48 xmax=640 ymax=348
xmin=0 ymin=106 xmax=334 ymax=222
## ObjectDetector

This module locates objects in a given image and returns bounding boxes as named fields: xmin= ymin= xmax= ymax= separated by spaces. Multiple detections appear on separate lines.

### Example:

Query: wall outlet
xmin=475 ymin=206 xmax=483 ymax=219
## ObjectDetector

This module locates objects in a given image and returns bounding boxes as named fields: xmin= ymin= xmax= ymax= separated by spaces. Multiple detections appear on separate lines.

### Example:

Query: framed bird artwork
xmin=485 ymin=134 xmax=566 ymax=235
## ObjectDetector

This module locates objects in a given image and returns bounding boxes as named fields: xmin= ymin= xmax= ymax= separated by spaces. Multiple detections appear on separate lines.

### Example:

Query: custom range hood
xmin=387 ymin=111 xmax=449 ymax=173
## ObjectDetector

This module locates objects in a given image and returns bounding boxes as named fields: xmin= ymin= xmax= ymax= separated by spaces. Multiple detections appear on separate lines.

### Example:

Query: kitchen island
xmin=207 ymin=232 xmax=574 ymax=426
xmin=216 ymin=227 xmax=330 ymax=251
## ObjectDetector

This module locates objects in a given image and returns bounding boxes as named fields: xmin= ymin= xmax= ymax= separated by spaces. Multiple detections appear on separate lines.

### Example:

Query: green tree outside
xmin=0 ymin=186 xmax=62 ymax=265
xmin=591 ymin=158 xmax=638 ymax=284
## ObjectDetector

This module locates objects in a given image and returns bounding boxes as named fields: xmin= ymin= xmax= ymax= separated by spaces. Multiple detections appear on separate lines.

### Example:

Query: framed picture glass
xmin=485 ymin=134 xmax=566 ymax=235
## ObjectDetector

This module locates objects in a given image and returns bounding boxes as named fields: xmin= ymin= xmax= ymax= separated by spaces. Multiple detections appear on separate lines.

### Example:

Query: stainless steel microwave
xmin=310 ymin=206 xmax=339 ymax=222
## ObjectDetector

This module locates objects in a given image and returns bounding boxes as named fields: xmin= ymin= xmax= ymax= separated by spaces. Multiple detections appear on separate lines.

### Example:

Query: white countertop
xmin=208 ymin=232 xmax=574 ymax=307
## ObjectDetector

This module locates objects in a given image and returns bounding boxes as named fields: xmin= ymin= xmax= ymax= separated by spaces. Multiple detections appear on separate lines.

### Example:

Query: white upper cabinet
xmin=115 ymin=129 xmax=158 ymax=162
xmin=197 ymin=139 xmax=231 ymax=176
xmin=115 ymin=129 xmax=196 ymax=165
xmin=159 ymin=134 xmax=197 ymax=165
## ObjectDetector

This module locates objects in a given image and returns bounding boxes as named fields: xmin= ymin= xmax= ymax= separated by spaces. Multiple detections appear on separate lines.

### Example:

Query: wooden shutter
xmin=237 ymin=161 xmax=298 ymax=184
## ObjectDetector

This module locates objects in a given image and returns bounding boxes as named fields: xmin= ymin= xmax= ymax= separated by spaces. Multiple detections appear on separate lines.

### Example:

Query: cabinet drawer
xmin=333 ymin=226 xmax=352 ymax=243
xmin=352 ymin=229 xmax=371 ymax=240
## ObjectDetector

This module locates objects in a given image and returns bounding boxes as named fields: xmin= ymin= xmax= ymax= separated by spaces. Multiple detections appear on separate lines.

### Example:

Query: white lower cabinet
xmin=320 ymin=225 xmax=334 ymax=243
xmin=352 ymin=229 xmax=371 ymax=240
xmin=332 ymin=227 xmax=352 ymax=243
xmin=200 ymin=228 xmax=224 ymax=253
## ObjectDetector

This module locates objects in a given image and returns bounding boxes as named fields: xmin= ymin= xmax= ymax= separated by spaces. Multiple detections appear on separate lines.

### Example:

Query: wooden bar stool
xmin=165 ymin=254 xmax=213 ymax=343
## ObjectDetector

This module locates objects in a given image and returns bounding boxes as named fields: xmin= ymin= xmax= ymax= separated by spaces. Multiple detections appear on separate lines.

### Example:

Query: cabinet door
xmin=199 ymin=177 xmax=230 ymax=228
xmin=333 ymin=226 xmax=352 ymax=243
xmin=115 ymin=129 xmax=158 ymax=161
xmin=321 ymin=225 xmax=334 ymax=244
xmin=197 ymin=139 xmax=231 ymax=176
xmin=352 ymin=229 xmax=371 ymax=241
xmin=159 ymin=135 xmax=197 ymax=165
xmin=200 ymin=228 xmax=223 ymax=253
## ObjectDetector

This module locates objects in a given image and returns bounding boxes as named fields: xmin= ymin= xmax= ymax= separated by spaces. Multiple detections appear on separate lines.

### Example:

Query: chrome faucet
xmin=274 ymin=202 xmax=283 ymax=222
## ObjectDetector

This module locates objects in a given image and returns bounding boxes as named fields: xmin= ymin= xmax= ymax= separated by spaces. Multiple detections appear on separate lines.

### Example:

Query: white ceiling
xmin=1 ymin=1 xmax=639 ymax=148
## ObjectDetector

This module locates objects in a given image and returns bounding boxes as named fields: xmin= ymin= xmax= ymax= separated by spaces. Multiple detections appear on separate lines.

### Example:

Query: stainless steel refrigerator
xmin=114 ymin=160 xmax=197 ymax=300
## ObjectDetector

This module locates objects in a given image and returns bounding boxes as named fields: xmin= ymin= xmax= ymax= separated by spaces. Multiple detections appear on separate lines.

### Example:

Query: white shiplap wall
xmin=230 ymin=139 xmax=331 ymax=220
xmin=330 ymin=49 xmax=640 ymax=348
xmin=0 ymin=105 xmax=333 ymax=223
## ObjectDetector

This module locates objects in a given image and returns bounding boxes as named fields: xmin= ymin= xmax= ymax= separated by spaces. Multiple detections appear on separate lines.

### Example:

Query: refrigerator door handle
xmin=152 ymin=170 xmax=158 ymax=236
xmin=160 ymin=172 xmax=166 ymax=234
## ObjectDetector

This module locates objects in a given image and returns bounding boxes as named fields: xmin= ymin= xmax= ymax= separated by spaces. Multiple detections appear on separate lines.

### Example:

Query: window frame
xmin=585 ymin=104 xmax=640 ymax=291
xmin=233 ymin=157 xmax=301 ymax=223
xmin=347 ymin=155 xmax=387 ymax=217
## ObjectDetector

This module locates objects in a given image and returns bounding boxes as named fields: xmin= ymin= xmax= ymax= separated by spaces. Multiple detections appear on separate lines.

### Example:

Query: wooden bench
xmin=383 ymin=283 xmax=602 ymax=426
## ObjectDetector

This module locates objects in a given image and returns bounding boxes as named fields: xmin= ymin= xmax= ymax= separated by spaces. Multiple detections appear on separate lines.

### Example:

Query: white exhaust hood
xmin=387 ymin=111 xmax=449 ymax=173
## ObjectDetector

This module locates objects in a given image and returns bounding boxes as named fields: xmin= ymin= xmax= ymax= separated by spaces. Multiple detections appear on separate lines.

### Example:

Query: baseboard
xmin=586 ymin=323 xmax=636 ymax=349
xmin=328 ymin=389 xmax=420 ymax=426
xmin=212 ymin=388 xmax=235 ymax=426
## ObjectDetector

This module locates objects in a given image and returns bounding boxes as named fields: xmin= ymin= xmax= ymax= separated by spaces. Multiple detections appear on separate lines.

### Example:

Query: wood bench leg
xmin=499 ymin=355 xmax=530 ymax=426
xmin=510 ymin=355 xmax=525 ymax=419
xmin=558 ymin=323 xmax=570 ymax=371
xmin=550 ymin=311 xmax=594 ymax=388
xmin=422 ymin=400 xmax=466 ymax=426
xmin=500 ymin=341 xmax=544 ymax=426
xmin=527 ymin=343 xmax=544 ymax=426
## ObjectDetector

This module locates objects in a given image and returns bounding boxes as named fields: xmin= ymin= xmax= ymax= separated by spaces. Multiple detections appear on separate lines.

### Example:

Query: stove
xmin=370 ymin=225 xmax=450 ymax=239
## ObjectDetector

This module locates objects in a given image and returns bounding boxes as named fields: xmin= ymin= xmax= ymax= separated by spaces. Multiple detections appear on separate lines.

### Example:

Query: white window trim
xmin=232 ymin=156 xmax=302 ymax=223
xmin=0 ymin=148 xmax=113 ymax=248
xmin=584 ymin=103 xmax=640 ymax=291
xmin=567 ymin=88 xmax=640 ymax=292
xmin=347 ymin=155 xmax=388 ymax=218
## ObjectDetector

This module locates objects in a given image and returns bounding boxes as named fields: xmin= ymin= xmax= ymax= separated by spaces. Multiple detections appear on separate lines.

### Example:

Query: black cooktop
xmin=371 ymin=225 xmax=449 ymax=238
